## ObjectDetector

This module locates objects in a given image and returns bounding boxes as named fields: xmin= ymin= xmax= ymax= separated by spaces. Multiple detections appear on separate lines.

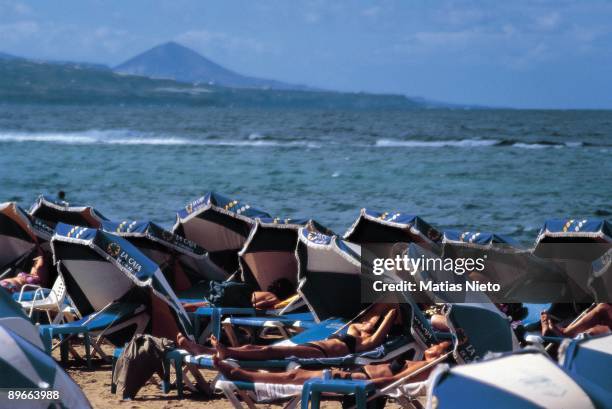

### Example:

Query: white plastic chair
xmin=17 ymin=275 xmax=74 ymax=324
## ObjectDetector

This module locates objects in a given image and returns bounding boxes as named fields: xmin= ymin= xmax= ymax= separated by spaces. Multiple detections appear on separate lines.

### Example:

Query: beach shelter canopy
xmin=173 ymin=192 xmax=271 ymax=274
xmin=533 ymin=218 xmax=612 ymax=261
xmin=560 ymin=333 xmax=612 ymax=408
xmin=29 ymin=194 xmax=108 ymax=228
xmin=441 ymin=231 xmax=572 ymax=303
xmin=239 ymin=217 xmax=331 ymax=293
xmin=0 ymin=289 xmax=44 ymax=349
xmin=427 ymin=349 xmax=595 ymax=409
xmin=51 ymin=224 xmax=192 ymax=342
xmin=442 ymin=230 xmax=519 ymax=250
xmin=0 ymin=202 xmax=53 ymax=271
xmin=101 ymin=220 xmax=227 ymax=284
xmin=344 ymin=209 xmax=442 ymax=252
xmin=0 ymin=325 xmax=92 ymax=408
xmin=296 ymin=228 xmax=365 ymax=321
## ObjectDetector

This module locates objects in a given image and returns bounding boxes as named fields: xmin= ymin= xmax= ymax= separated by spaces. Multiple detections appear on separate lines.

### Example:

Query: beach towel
xmin=208 ymin=280 xmax=254 ymax=307
xmin=113 ymin=334 xmax=175 ymax=399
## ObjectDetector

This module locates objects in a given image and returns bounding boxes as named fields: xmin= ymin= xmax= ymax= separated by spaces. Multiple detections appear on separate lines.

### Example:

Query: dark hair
xmin=58 ymin=191 xmax=66 ymax=200
xmin=267 ymin=278 xmax=294 ymax=300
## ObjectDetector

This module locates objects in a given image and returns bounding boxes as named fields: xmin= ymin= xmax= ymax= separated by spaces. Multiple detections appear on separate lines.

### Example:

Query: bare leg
xmin=212 ymin=336 xmax=327 ymax=360
xmin=562 ymin=304 xmax=612 ymax=337
xmin=177 ymin=333 xmax=215 ymax=355
xmin=213 ymin=355 xmax=325 ymax=384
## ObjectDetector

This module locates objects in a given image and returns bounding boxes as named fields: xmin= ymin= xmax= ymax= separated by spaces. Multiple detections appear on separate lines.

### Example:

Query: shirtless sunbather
xmin=177 ymin=303 xmax=402 ymax=360
xmin=541 ymin=303 xmax=612 ymax=337
xmin=212 ymin=340 xmax=451 ymax=388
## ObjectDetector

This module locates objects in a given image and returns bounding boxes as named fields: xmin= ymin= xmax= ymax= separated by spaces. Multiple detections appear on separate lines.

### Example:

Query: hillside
xmin=114 ymin=42 xmax=311 ymax=91
xmin=0 ymin=58 xmax=422 ymax=110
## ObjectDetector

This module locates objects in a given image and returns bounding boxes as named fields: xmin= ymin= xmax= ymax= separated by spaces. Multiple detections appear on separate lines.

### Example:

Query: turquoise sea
xmin=0 ymin=104 xmax=610 ymax=244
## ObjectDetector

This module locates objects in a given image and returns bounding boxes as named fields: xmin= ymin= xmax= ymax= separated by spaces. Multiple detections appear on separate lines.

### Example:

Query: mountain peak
xmin=114 ymin=42 xmax=309 ymax=90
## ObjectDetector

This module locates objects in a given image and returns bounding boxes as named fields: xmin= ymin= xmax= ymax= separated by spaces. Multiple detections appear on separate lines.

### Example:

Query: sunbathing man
xmin=212 ymin=340 xmax=451 ymax=387
xmin=177 ymin=303 xmax=402 ymax=360
xmin=541 ymin=303 xmax=612 ymax=337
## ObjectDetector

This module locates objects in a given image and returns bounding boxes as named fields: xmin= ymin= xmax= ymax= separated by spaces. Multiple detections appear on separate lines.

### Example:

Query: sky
xmin=1 ymin=0 xmax=612 ymax=109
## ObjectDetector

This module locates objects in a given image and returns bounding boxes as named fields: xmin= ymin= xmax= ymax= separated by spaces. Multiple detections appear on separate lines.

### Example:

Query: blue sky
xmin=1 ymin=0 xmax=611 ymax=108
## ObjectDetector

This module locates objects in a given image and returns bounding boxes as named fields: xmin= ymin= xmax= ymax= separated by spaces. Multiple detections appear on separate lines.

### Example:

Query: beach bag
xmin=113 ymin=334 xmax=175 ymax=399
xmin=208 ymin=280 xmax=254 ymax=307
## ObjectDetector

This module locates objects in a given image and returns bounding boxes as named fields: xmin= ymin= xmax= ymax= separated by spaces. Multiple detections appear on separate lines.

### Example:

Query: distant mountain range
xmin=0 ymin=43 xmax=477 ymax=109
xmin=114 ymin=42 xmax=311 ymax=91
xmin=0 ymin=56 xmax=422 ymax=109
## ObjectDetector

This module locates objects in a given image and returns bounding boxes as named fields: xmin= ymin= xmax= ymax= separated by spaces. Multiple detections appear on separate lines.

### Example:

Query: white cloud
xmin=0 ymin=20 xmax=39 ymax=42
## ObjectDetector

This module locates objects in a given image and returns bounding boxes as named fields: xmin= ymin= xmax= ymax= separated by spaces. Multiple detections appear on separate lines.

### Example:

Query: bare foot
xmin=425 ymin=341 xmax=451 ymax=361
xmin=213 ymin=355 xmax=239 ymax=380
xmin=211 ymin=335 xmax=228 ymax=360
xmin=176 ymin=333 xmax=214 ymax=355
xmin=540 ymin=312 xmax=563 ymax=337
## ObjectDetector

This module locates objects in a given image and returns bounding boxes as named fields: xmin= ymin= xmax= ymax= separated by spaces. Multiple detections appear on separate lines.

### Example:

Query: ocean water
xmin=0 ymin=104 xmax=610 ymax=244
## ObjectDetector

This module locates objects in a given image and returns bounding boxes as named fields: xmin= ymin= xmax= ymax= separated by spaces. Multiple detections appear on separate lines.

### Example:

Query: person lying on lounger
xmin=177 ymin=303 xmax=403 ymax=359
xmin=541 ymin=303 xmax=612 ymax=337
xmin=212 ymin=340 xmax=451 ymax=387
xmin=0 ymin=247 xmax=49 ymax=294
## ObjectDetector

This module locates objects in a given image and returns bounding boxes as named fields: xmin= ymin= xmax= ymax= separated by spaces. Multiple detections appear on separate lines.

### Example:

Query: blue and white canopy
xmin=427 ymin=349 xmax=595 ymax=409
xmin=239 ymin=218 xmax=331 ymax=293
xmin=51 ymin=224 xmax=192 ymax=339
xmin=173 ymin=192 xmax=271 ymax=274
xmin=441 ymin=231 xmax=574 ymax=303
xmin=0 ymin=202 xmax=53 ymax=271
xmin=296 ymin=228 xmax=365 ymax=321
xmin=0 ymin=289 xmax=44 ymax=349
xmin=536 ymin=219 xmax=612 ymax=243
xmin=442 ymin=230 xmax=520 ymax=250
xmin=344 ymin=209 xmax=442 ymax=251
xmin=0 ymin=325 xmax=92 ymax=408
xmin=534 ymin=219 xmax=612 ymax=261
xmin=101 ymin=220 xmax=227 ymax=283
xmin=560 ymin=333 xmax=612 ymax=409
xmin=29 ymin=194 xmax=108 ymax=228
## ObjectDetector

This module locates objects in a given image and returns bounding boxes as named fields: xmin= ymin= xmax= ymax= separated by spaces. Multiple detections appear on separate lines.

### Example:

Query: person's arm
xmin=358 ymin=308 xmax=398 ymax=351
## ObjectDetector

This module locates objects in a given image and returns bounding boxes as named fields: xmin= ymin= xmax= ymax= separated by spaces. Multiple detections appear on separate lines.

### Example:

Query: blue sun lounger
xmin=215 ymin=303 xmax=518 ymax=409
xmin=560 ymin=333 xmax=612 ymax=409
xmin=39 ymin=302 xmax=146 ymax=368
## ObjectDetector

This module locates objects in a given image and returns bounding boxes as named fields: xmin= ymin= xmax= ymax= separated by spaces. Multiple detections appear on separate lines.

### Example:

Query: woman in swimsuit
xmin=177 ymin=303 xmax=402 ymax=360
xmin=212 ymin=341 xmax=451 ymax=388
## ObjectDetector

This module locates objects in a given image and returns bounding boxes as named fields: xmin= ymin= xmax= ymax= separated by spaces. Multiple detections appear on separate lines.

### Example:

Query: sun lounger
xmin=559 ymin=333 xmax=612 ymax=409
xmin=39 ymin=302 xmax=147 ymax=368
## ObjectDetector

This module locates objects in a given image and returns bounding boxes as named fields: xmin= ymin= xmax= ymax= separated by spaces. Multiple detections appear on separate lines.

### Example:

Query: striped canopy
xmin=427 ymin=350 xmax=595 ymax=409
xmin=239 ymin=218 xmax=331 ymax=293
xmin=0 ymin=289 xmax=44 ymax=349
xmin=51 ymin=224 xmax=192 ymax=340
xmin=561 ymin=333 xmax=612 ymax=409
xmin=101 ymin=220 xmax=227 ymax=284
xmin=173 ymin=192 xmax=271 ymax=275
xmin=0 ymin=202 xmax=53 ymax=271
xmin=29 ymin=194 xmax=108 ymax=228
xmin=0 ymin=325 xmax=92 ymax=408
xmin=344 ymin=209 xmax=441 ymax=254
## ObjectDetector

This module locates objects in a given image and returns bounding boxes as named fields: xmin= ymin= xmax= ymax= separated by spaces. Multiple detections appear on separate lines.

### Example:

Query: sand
xmin=57 ymin=344 xmax=409 ymax=409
